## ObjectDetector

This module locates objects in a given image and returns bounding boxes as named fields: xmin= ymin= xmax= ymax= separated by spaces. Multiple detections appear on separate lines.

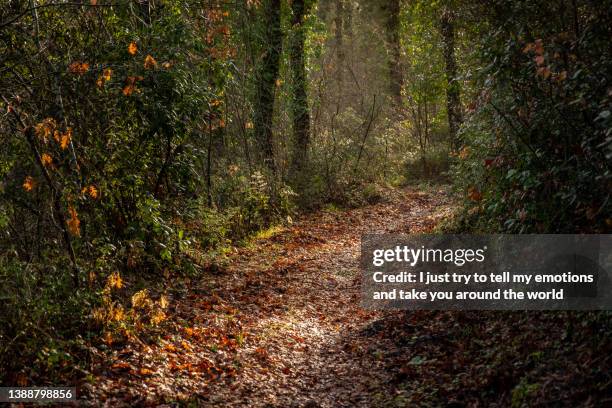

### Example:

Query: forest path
xmin=87 ymin=186 xmax=455 ymax=407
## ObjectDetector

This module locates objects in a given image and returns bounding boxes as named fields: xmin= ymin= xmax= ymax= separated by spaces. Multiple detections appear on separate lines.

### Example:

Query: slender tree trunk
xmin=440 ymin=7 xmax=463 ymax=149
xmin=334 ymin=0 xmax=345 ymax=86
xmin=289 ymin=0 xmax=311 ymax=185
xmin=253 ymin=0 xmax=282 ymax=176
xmin=206 ymin=121 xmax=213 ymax=207
xmin=386 ymin=0 xmax=403 ymax=107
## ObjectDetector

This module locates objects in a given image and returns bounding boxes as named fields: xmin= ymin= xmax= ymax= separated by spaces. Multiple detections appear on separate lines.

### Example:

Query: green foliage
xmin=511 ymin=377 xmax=541 ymax=408
xmin=451 ymin=0 xmax=612 ymax=233
xmin=0 ymin=256 xmax=92 ymax=382
xmin=404 ymin=145 xmax=452 ymax=182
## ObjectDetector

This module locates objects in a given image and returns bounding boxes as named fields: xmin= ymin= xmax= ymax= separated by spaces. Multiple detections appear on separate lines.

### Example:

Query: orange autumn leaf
xmin=34 ymin=118 xmax=57 ymax=143
xmin=60 ymin=128 xmax=72 ymax=150
xmin=128 ymin=41 xmax=138 ymax=55
xmin=82 ymin=185 xmax=98 ymax=198
xmin=23 ymin=176 xmax=35 ymax=191
xmin=111 ymin=361 xmax=130 ymax=370
xmin=67 ymin=205 xmax=81 ymax=236
xmin=151 ymin=310 xmax=166 ymax=324
xmin=122 ymin=76 xmax=143 ymax=96
xmin=69 ymin=61 xmax=90 ymax=75
xmin=41 ymin=153 xmax=53 ymax=167
xmin=144 ymin=54 xmax=157 ymax=69
xmin=103 ymin=68 xmax=112 ymax=81
xmin=467 ymin=186 xmax=483 ymax=202
xmin=96 ymin=68 xmax=112 ymax=88
xmin=16 ymin=373 xmax=28 ymax=387
xmin=103 ymin=331 xmax=114 ymax=345
xmin=123 ymin=83 xmax=135 ymax=96
xmin=107 ymin=271 xmax=123 ymax=289
xmin=139 ymin=368 xmax=154 ymax=376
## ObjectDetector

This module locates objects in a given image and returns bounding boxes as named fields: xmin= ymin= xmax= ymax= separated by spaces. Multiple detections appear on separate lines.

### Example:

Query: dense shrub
xmin=452 ymin=0 xmax=612 ymax=233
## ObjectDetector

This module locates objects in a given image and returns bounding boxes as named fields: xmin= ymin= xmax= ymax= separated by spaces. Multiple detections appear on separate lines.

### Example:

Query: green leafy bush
xmin=451 ymin=0 xmax=612 ymax=233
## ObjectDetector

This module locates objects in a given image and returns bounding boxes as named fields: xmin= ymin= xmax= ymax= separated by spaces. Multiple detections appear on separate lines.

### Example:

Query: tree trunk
xmin=289 ymin=0 xmax=311 ymax=185
xmin=253 ymin=0 xmax=282 ymax=176
xmin=440 ymin=7 xmax=463 ymax=150
xmin=386 ymin=0 xmax=403 ymax=107
xmin=334 ymin=0 xmax=345 ymax=86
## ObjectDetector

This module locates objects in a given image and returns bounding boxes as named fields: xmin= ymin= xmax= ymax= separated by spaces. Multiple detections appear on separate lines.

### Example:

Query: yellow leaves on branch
xmin=144 ymin=54 xmax=157 ymax=69
xmin=103 ymin=68 xmax=112 ymax=81
xmin=97 ymin=68 xmax=113 ymax=88
xmin=41 ymin=153 xmax=53 ymax=167
xmin=159 ymin=295 xmax=169 ymax=309
xmin=107 ymin=271 xmax=123 ymax=289
xmin=81 ymin=185 xmax=98 ymax=199
xmin=88 ymin=185 xmax=98 ymax=198
xmin=23 ymin=176 xmax=35 ymax=192
xmin=132 ymin=289 xmax=151 ymax=309
xmin=35 ymin=119 xmax=72 ymax=149
xmin=60 ymin=128 xmax=72 ymax=150
xmin=69 ymin=61 xmax=90 ymax=75
xmin=67 ymin=205 xmax=81 ymax=236
xmin=35 ymin=118 xmax=57 ymax=143
xmin=151 ymin=309 xmax=166 ymax=325
xmin=128 ymin=41 xmax=138 ymax=55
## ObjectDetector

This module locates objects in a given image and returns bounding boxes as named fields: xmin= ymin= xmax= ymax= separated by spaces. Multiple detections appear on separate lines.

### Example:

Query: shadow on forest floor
xmin=82 ymin=186 xmax=610 ymax=407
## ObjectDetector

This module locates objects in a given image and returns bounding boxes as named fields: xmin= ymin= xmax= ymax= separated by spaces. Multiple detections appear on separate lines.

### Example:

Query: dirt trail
xmin=86 ymin=187 xmax=454 ymax=407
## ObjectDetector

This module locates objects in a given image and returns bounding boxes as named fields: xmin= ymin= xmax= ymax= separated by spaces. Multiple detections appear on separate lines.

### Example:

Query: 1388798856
xmin=0 ymin=387 xmax=77 ymax=402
